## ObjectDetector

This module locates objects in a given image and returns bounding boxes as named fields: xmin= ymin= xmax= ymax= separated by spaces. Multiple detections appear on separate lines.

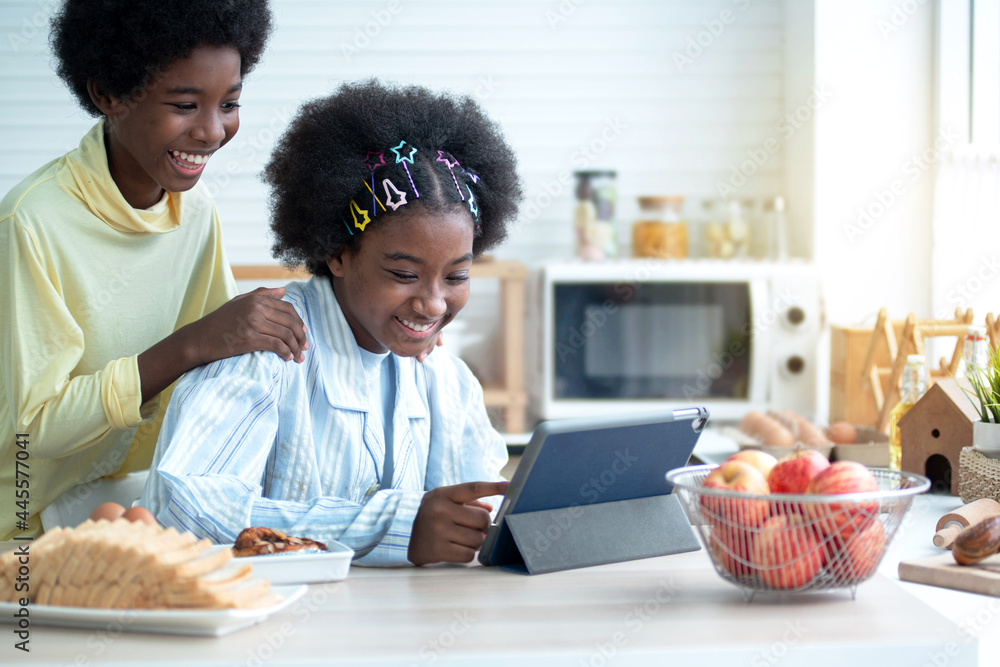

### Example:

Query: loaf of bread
xmin=0 ymin=519 xmax=277 ymax=609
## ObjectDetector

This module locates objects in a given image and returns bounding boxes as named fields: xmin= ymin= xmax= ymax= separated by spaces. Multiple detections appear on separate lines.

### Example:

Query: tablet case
xmin=484 ymin=410 xmax=705 ymax=575
xmin=489 ymin=495 xmax=700 ymax=575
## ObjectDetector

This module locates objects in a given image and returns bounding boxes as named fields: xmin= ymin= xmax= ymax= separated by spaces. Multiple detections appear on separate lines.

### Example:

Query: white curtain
xmin=930 ymin=147 xmax=1000 ymax=323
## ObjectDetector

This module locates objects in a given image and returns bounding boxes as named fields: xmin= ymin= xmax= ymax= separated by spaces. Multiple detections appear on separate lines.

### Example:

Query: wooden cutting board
xmin=899 ymin=552 xmax=1000 ymax=596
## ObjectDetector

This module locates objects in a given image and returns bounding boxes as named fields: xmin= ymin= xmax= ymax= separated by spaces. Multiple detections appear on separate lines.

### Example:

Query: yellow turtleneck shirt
xmin=0 ymin=119 xmax=237 ymax=539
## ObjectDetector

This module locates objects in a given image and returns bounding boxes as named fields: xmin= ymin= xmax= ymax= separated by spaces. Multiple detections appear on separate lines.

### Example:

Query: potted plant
xmin=965 ymin=344 xmax=1000 ymax=457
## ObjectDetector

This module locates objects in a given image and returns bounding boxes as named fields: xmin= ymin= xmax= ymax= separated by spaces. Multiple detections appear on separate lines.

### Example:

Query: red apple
xmin=708 ymin=524 xmax=758 ymax=580
xmin=826 ymin=518 xmax=886 ymax=583
xmin=751 ymin=513 xmax=825 ymax=589
xmin=726 ymin=449 xmax=778 ymax=480
xmin=767 ymin=449 xmax=830 ymax=495
xmin=805 ymin=461 xmax=880 ymax=539
xmin=701 ymin=460 xmax=770 ymax=528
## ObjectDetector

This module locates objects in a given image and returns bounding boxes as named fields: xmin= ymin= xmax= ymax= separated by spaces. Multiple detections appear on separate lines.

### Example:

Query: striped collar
xmin=292 ymin=277 xmax=428 ymax=420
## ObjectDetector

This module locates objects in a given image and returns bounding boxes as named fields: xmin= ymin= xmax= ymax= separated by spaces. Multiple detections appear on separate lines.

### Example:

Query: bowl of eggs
xmin=733 ymin=409 xmax=834 ymax=460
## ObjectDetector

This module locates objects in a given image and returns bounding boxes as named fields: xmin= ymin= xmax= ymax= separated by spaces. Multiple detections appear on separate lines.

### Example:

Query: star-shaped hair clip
xmin=383 ymin=179 xmax=408 ymax=211
xmin=350 ymin=200 xmax=371 ymax=231
xmin=363 ymin=151 xmax=386 ymax=171
xmin=391 ymin=140 xmax=420 ymax=198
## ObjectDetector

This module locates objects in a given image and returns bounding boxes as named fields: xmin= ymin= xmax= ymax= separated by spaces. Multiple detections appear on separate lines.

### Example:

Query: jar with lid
xmin=632 ymin=196 xmax=687 ymax=259
xmin=573 ymin=171 xmax=618 ymax=260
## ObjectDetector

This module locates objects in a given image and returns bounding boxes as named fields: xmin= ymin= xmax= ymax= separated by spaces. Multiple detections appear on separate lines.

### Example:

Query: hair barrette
xmin=349 ymin=200 xmax=371 ymax=231
xmin=436 ymin=150 xmax=464 ymax=201
xmin=363 ymin=152 xmax=386 ymax=215
xmin=383 ymin=178 xmax=408 ymax=211
xmin=391 ymin=141 xmax=420 ymax=198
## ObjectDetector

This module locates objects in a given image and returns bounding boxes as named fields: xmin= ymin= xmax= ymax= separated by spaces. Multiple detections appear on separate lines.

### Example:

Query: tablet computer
xmin=479 ymin=407 xmax=708 ymax=568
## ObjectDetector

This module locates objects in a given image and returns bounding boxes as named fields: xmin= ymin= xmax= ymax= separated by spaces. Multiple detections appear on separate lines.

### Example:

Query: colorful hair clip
xmin=342 ymin=218 xmax=354 ymax=236
xmin=461 ymin=167 xmax=481 ymax=184
xmin=363 ymin=151 xmax=386 ymax=171
xmin=391 ymin=141 xmax=420 ymax=198
xmin=350 ymin=200 xmax=371 ymax=231
xmin=363 ymin=179 xmax=387 ymax=214
xmin=383 ymin=179 xmax=408 ymax=211
xmin=466 ymin=184 xmax=479 ymax=219
xmin=436 ymin=150 xmax=464 ymax=201
xmin=363 ymin=152 xmax=386 ymax=215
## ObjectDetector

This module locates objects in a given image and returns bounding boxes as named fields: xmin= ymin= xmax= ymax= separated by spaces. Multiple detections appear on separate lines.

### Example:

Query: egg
xmin=88 ymin=502 xmax=127 ymax=523
xmin=87 ymin=503 xmax=158 ymax=526
xmin=827 ymin=421 xmax=858 ymax=444
xmin=739 ymin=410 xmax=795 ymax=448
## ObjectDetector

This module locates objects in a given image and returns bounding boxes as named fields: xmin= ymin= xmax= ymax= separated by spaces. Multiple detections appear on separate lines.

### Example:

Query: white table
xmin=4 ymin=491 xmax=995 ymax=667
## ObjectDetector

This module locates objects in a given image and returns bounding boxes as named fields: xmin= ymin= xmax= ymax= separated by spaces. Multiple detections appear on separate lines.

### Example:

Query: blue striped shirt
xmin=140 ymin=277 xmax=507 ymax=566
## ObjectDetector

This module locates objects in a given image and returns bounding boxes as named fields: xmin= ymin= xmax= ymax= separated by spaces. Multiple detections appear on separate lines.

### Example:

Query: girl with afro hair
xmin=142 ymin=80 xmax=524 ymax=566
xmin=0 ymin=0 xmax=308 ymax=538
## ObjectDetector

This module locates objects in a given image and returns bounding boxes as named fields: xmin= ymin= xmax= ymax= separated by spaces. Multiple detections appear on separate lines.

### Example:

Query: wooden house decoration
xmin=899 ymin=378 xmax=980 ymax=495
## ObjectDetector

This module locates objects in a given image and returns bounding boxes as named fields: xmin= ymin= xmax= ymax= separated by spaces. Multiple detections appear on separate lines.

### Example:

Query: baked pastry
xmin=232 ymin=527 xmax=328 ymax=557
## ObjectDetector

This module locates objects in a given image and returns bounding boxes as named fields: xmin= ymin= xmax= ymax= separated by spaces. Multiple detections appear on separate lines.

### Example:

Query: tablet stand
xmin=489 ymin=494 xmax=700 ymax=575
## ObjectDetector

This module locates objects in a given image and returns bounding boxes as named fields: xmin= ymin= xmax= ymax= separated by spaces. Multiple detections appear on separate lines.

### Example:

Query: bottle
xmin=727 ymin=200 xmax=749 ymax=258
xmin=959 ymin=325 xmax=989 ymax=380
xmin=888 ymin=354 xmax=928 ymax=471
xmin=632 ymin=196 xmax=687 ymax=259
xmin=572 ymin=171 xmax=618 ymax=260
xmin=763 ymin=196 xmax=789 ymax=261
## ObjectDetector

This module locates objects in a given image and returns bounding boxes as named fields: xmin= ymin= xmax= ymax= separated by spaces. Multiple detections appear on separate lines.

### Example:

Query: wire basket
xmin=667 ymin=465 xmax=930 ymax=600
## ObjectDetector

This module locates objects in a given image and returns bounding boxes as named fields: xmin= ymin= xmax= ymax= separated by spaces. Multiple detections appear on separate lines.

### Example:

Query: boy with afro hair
xmin=0 ymin=0 xmax=307 ymax=539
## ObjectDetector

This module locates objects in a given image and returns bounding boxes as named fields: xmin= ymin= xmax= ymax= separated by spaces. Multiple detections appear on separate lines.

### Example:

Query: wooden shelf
xmin=231 ymin=260 xmax=528 ymax=433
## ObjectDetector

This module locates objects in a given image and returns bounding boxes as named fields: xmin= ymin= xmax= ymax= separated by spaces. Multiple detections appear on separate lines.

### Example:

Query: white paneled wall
xmin=0 ymin=0 xmax=787 ymax=385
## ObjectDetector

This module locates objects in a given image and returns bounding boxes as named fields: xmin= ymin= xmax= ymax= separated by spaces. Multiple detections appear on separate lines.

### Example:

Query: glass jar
xmin=573 ymin=171 xmax=618 ymax=260
xmin=632 ymin=196 xmax=687 ymax=259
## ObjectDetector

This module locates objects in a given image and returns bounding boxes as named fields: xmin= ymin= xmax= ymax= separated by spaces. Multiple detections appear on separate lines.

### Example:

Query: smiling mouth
xmin=169 ymin=150 xmax=210 ymax=171
xmin=396 ymin=316 xmax=437 ymax=333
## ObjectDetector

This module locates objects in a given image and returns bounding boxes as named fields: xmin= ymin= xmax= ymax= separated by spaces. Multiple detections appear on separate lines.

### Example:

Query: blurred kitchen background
xmin=2 ymin=0 xmax=998 ymax=433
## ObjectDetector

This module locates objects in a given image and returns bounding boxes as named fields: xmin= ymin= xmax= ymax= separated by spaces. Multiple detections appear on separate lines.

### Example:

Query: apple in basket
xmin=825 ymin=518 xmax=886 ymax=583
xmin=767 ymin=449 xmax=830 ymax=495
xmin=805 ymin=461 xmax=880 ymax=540
xmin=750 ymin=512 xmax=825 ymax=589
xmin=701 ymin=460 xmax=770 ymax=529
xmin=708 ymin=524 xmax=758 ymax=580
xmin=726 ymin=449 xmax=778 ymax=479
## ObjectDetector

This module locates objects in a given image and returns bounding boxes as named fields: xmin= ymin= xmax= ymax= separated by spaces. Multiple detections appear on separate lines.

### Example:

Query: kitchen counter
xmin=4 ymin=492 xmax=996 ymax=667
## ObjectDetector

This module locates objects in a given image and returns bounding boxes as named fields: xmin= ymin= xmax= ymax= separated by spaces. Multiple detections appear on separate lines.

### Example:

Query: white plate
xmin=0 ymin=585 xmax=306 ymax=637
xmin=219 ymin=540 xmax=354 ymax=585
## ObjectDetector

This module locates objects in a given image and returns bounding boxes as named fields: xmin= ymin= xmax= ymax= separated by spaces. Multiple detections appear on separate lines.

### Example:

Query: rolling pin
xmin=934 ymin=498 xmax=1000 ymax=549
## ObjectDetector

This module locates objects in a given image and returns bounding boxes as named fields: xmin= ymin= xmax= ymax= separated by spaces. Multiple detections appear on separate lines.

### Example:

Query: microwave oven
xmin=525 ymin=259 xmax=824 ymax=423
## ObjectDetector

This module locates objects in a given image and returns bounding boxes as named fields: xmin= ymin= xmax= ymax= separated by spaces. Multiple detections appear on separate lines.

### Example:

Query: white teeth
xmin=399 ymin=318 xmax=432 ymax=332
xmin=171 ymin=150 xmax=208 ymax=166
